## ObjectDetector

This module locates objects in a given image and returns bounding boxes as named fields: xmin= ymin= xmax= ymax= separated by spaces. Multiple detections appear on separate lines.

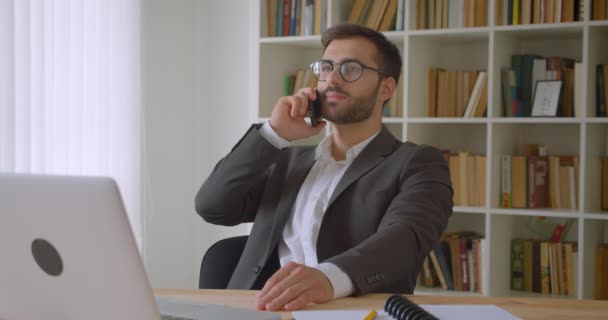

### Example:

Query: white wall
xmin=142 ymin=0 xmax=252 ymax=289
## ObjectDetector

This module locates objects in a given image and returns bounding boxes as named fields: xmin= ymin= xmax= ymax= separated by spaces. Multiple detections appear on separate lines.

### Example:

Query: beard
xmin=320 ymin=83 xmax=381 ymax=125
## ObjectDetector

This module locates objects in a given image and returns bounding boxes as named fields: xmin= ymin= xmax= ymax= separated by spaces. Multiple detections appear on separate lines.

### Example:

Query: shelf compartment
xmin=407 ymin=36 xmax=489 ymax=118
xmin=406 ymin=123 xmax=487 ymax=155
xmin=446 ymin=211 xmax=487 ymax=238
xmin=488 ymin=214 xmax=579 ymax=297
xmin=587 ymin=25 xmax=608 ymax=117
xmin=258 ymin=45 xmax=321 ymax=118
xmin=490 ymin=123 xmax=582 ymax=211
xmin=581 ymin=219 xmax=608 ymax=300
xmin=584 ymin=124 xmax=608 ymax=212
xmin=384 ymin=122 xmax=403 ymax=141
xmin=491 ymin=29 xmax=583 ymax=118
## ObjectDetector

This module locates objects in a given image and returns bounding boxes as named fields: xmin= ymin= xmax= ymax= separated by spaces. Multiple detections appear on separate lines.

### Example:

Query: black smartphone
xmin=307 ymin=90 xmax=322 ymax=127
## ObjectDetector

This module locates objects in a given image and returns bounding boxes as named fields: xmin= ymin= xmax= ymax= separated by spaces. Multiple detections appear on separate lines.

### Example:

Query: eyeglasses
xmin=309 ymin=59 xmax=391 ymax=82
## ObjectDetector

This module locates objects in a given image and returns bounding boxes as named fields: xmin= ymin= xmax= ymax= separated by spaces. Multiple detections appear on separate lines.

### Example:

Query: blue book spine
xmin=277 ymin=0 xmax=283 ymax=37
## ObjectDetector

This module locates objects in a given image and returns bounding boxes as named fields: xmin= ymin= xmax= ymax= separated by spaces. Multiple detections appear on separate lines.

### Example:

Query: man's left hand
xmin=255 ymin=262 xmax=334 ymax=311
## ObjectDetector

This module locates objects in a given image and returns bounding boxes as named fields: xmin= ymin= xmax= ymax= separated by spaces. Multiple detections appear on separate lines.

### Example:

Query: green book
xmin=511 ymin=239 xmax=524 ymax=291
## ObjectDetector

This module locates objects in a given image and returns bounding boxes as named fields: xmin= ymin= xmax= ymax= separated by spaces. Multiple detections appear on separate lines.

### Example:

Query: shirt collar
xmin=314 ymin=129 xmax=381 ymax=164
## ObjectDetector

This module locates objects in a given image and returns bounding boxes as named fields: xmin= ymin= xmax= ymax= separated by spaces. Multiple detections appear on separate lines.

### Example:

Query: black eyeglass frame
xmin=309 ymin=59 xmax=393 ymax=82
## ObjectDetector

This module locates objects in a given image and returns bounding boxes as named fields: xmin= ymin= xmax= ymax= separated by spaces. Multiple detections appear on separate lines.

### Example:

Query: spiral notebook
xmin=292 ymin=295 xmax=521 ymax=320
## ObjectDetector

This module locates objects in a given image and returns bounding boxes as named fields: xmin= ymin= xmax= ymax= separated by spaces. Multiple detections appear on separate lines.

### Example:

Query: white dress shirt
xmin=258 ymin=122 xmax=380 ymax=298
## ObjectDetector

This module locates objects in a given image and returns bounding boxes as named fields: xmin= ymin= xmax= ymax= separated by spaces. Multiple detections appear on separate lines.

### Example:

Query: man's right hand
xmin=269 ymin=87 xmax=327 ymax=142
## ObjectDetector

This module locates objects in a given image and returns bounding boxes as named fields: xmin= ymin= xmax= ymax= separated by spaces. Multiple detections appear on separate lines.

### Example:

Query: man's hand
xmin=255 ymin=262 xmax=334 ymax=311
xmin=269 ymin=87 xmax=326 ymax=142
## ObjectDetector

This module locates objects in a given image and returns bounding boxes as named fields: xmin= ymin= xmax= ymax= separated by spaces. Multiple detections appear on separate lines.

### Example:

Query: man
xmin=195 ymin=24 xmax=453 ymax=311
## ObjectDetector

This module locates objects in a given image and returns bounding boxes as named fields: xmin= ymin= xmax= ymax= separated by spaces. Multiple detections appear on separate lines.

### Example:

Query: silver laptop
xmin=0 ymin=173 xmax=279 ymax=320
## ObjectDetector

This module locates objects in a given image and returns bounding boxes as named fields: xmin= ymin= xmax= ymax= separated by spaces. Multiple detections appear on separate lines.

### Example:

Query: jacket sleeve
xmin=325 ymin=145 xmax=453 ymax=294
xmin=195 ymin=124 xmax=282 ymax=226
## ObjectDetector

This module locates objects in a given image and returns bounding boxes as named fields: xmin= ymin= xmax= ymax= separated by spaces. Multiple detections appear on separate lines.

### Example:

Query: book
xmin=501 ymin=155 xmax=513 ymax=208
xmin=527 ymin=216 xmax=574 ymax=242
xmin=511 ymin=239 xmax=525 ymax=290
xmin=511 ymin=155 xmax=527 ymax=208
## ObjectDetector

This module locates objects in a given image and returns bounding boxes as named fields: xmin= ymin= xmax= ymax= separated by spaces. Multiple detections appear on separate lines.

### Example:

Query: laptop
xmin=0 ymin=173 xmax=279 ymax=320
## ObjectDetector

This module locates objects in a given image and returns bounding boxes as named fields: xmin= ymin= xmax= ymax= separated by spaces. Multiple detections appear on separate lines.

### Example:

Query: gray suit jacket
xmin=195 ymin=124 xmax=453 ymax=295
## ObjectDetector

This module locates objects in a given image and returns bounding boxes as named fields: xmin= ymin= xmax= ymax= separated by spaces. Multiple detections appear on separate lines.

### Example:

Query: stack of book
xmin=428 ymin=69 xmax=488 ymax=118
xmin=416 ymin=0 xmax=488 ymax=29
xmin=419 ymin=231 xmax=485 ymax=293
xmin=442 ymin=151 xmax=486 ymax=207
xmin=511 ymin=238 xmax=578 ymax=296
xmin=266 ymin=0 xmax=326 ymax=37
xmin=502 ymin=54 xmax=580 ymax=117
xmin=500 ymin=145 xmax=579 ymax=210
xmin=347 ymin=0 xmax=405 ymax=32
xmin=496 ymin=0 xmax=585 ymax=26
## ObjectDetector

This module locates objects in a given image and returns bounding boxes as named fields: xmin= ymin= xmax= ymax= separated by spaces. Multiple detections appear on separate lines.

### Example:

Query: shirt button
xmin=254 ymin=265 xmax=261 ymax=274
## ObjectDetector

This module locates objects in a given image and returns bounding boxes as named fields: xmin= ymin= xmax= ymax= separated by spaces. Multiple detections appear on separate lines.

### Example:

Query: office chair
xmin=198 ymin=235 xmax=248 ymax=289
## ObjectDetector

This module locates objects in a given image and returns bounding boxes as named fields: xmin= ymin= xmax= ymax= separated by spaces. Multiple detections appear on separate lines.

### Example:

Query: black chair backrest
xmin=198 ymin=235 xmax=248 ymax=289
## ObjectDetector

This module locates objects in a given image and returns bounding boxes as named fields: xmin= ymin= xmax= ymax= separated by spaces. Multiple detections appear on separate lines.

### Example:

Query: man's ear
xmin=380 ymin=76 xmax=397 ymax=102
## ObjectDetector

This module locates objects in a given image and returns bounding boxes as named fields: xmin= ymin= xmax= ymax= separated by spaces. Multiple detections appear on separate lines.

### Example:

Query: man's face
xmin=317 ymin=37 xmax=384 ymax=125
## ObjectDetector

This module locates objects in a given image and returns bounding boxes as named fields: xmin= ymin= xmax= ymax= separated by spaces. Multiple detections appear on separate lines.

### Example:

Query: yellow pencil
xmin=363 ymin=309 xmax=377 ymax=320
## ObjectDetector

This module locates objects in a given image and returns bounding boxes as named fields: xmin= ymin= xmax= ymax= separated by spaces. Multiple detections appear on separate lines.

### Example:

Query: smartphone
xmin=307 ymin=90 xmax=322 ymax=127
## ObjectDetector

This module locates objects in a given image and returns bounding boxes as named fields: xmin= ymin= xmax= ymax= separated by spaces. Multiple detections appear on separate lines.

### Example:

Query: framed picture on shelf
xmin=531 ymin=80 xmax=562 ymax=117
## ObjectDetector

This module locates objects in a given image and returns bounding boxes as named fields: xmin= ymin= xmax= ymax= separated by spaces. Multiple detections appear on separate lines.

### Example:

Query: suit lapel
xmin=327 ymin=126 xmax=399 ymax=208
xmin=267 ymin=148 xmax=316 ymax=255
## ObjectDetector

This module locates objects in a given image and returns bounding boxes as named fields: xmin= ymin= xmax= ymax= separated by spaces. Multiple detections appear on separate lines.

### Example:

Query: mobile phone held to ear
xmin=307 ymin=91 xmax=322 ymax=127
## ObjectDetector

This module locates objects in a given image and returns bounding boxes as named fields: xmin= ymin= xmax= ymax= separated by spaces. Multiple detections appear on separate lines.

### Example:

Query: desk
xmin=155 ymin=289 xmax=608 ymax=320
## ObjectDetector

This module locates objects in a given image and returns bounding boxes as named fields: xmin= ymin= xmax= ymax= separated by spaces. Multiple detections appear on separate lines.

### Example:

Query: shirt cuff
xmin=258 ymin=121 xmax=292 ymax=149
xmin=315 ymin=263 xmax=354 ymax=299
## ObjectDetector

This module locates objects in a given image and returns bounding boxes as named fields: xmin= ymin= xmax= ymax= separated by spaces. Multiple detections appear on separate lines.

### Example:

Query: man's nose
xmin=325 ymin=65 xmax=343 ymax=85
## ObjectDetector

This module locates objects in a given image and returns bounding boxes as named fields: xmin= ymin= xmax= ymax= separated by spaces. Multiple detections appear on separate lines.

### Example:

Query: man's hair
xmin=321 ymin=24 xmax=402 ymax=84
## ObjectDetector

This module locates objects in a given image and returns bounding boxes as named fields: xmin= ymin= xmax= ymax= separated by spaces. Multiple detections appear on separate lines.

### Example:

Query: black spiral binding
xmin=384 ymin=294 xmax=439 ymax=320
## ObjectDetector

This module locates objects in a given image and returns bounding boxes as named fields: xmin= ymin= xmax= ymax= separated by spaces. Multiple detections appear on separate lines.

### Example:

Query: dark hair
xmin=321 ymin=24 xmax=402 ymax=84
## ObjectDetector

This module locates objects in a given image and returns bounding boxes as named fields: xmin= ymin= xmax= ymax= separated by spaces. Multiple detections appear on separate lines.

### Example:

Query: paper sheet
xmin=292 ymin=304 xmax=522 ymax=320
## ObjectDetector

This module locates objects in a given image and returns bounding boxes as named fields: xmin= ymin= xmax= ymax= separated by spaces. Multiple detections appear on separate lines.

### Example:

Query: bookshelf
xmin=251 ymin=0 xmax=608 ymax=300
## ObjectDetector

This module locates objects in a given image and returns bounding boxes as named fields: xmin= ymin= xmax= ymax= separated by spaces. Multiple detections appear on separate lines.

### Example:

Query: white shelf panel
xmin=586 ymin=118 xmax=608 ymax=123
xmin=589 ymin=20 xmax=608 ymax=27
xmin=490 ymin=208 xmax=581 ymax=218
xmin=582 ymin=213 xmax=608 ymax=220
xmin=414 ymin=287 xmax=483 ymax=297
xmin=493 ymin=22 xmax=584 ymax=37
xmin=381 ymin=117 xmax=403 ymax=124
xmin=491 ymin=117 xmax=583 ymax=124
xmin=382 ymin=31 xmax=406 ymax=45
xmin=260 ymin=35 xmax=321 ymax=48
xmin=453 ymin=206 xmax=487 ymax=214
xmin=406 ymin=118 xmax=488 ymax=124
xmin=408 ymin=27 xmax=490 ymax=41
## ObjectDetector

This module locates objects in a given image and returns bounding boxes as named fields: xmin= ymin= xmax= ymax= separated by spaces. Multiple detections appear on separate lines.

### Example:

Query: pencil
xmin=363 ymin=309 xmax=377 ymax=320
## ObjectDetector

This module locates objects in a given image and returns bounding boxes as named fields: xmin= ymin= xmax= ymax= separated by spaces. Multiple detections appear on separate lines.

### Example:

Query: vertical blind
xmin=0 ymin=0 xmax=142 ymax=246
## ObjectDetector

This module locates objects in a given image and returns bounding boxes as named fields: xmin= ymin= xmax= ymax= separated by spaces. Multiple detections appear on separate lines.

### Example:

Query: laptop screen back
xmin=0 ymin=173 xmax=159 ymax=319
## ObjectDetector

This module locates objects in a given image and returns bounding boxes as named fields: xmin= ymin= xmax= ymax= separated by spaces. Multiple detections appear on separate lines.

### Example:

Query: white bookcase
xmin=250 ymin=0 xmax=608 ymax=300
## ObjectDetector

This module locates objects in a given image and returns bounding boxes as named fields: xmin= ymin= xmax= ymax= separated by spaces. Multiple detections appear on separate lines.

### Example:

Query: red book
xmin=528 ymin=156 xmax=549 ymax=208
xmin=460 ymin=239 xmax=469 ymax=292
xmin=282 ymin=0 xmax=291 ymax=37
